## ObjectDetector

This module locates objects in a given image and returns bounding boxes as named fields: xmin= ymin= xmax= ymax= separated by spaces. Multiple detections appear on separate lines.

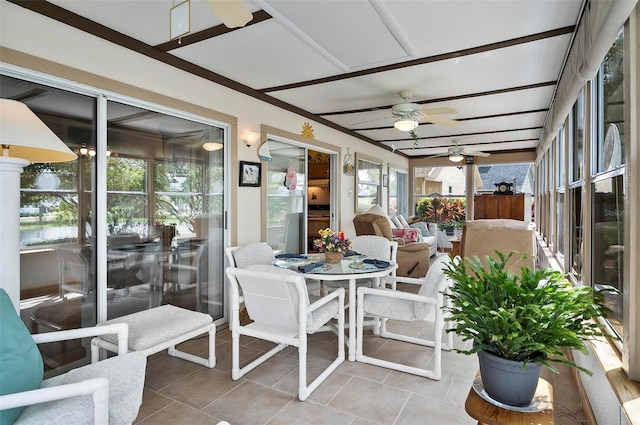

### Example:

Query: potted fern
xmin=443 ymin=251 xmax=612 ymax=407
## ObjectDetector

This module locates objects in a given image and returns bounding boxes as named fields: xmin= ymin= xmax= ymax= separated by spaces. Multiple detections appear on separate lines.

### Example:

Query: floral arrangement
xmin=314 ymin=228 xmax=351 ymax=253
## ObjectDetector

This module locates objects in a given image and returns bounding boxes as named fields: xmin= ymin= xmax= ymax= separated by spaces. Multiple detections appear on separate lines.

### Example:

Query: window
xmin=557 ymin=127 xmax=565 ymax=189
xmin=571 ymin=90 xmax=585 ymax=182
xmin=388 ymin=166 xmax=408 ymax=218
xmin=594 ymin=29 xmax=625 ymax=174
xmin=592 ymin=175 xmax=624 ymax=337
xmin=556 ymin=191 xmax=565 ymax=256
xmin=589 ymin=27 xmax=625 ymax=339
xmin=569 ymin=186 xmax=583 ymax=282
xmin=355 ymin=153 xmax=381 ymax=213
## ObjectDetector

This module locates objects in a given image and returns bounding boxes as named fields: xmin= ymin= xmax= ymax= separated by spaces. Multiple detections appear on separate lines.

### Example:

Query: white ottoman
xmin=91 ymin=305 xmax=216 ymax=368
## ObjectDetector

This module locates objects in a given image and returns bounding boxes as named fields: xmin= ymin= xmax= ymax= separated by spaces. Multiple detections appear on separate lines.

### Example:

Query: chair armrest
xmin=32 ymin=323 xmax=129 ymax=356
xmin=393 ymin=238 xmax=406 ymax=246
xmin=357 ymin=286 xmax=437 ymax=305
xmin=0 ymin=378 xmax=109 ymax=424
xmin=307 ymin=287 xmax=345 ymax=313
xmin=397 ymin=242 xmax=431 ymax=252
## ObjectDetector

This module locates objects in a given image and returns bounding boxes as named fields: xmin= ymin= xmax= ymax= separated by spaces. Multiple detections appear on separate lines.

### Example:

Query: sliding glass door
xmin=264 ymin=138 xmax=336 ymax=254
xmin=4 ymin=71 xmax=228 ymax=376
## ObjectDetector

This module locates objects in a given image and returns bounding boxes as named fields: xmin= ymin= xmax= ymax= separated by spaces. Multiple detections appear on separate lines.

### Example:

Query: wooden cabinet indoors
xmin=474 ymin=194 xmax=531 ymax=221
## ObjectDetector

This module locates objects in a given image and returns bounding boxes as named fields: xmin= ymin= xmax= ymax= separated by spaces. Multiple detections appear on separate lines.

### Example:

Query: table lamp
xmin=0 ymin=99 xmax=77 ymax=311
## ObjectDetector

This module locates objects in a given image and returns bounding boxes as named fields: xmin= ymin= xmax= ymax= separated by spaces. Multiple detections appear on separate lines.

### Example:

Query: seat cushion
xmin=97 ymin=305 xmax=212 ymax=351
xmin=363 ymin=291 xmax=415 ymax=321
xmin=16 ymin=352 xmax=146 ymax=425
xmin=0 ymin=290 xmax=43 ymax=425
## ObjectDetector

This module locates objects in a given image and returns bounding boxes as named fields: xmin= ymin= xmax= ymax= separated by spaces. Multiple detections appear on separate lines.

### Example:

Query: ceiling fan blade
xmin=349 ymin=115 xmax=393 ymax=127
xmin=206 ymin=0 xmax=252 ymax=28
xmin=422 ymin=152 xmax=449 ymax=158
xmin=420 ymin=107 xmax=458 ymax=115
xmin=422 ymin=115 xmax=459 ymax=127
xmin=464 ymin=150 xmax=491 ymax=157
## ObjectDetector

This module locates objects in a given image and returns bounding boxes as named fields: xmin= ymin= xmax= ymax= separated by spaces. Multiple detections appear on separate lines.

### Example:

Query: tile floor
xmin=133 ymin=286 xmax=589 ymax=425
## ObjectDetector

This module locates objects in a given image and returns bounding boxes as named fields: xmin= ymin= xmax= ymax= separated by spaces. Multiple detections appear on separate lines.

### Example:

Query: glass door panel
xmin=265 ymin=141 xmax=306 ymax=254
xmin=106 ymin=100 xmax=226 ymax=320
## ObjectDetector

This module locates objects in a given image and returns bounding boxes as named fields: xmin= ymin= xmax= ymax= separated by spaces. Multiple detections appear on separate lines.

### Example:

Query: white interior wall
xmin=0 ymin=1 xmax=405 ymax=244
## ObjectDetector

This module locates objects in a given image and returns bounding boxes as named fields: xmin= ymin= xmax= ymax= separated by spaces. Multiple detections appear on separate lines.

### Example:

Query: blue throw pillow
xmin=410 ymin=222 xmax=430 ymax=237
xmin=0 ymin=289 xmax=43 ymax=425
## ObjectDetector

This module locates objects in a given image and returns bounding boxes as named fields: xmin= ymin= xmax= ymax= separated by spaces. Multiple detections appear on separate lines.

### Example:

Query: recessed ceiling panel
xmin=171 ymin=20 xmax=344 ymax=88
xmin=382 ymin=0 xmax=582 ymax=57
xmin=263 ymin=0 xmax=409 ymax=69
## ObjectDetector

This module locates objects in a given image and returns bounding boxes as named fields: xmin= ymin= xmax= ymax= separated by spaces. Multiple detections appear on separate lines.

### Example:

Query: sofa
xmin=389 ymin=215 xmax=438 ymax=257
xmin=353 ymin=207 xmax=434 ymax=278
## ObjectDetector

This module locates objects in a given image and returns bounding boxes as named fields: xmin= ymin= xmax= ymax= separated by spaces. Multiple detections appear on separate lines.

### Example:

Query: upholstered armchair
xmin=353 ymin=212 xmax=432 ymax=278
xmin=461 ymin=219 xmax=536 ymax=272
xmin=0 ymin=290 xmax=146 ymax=425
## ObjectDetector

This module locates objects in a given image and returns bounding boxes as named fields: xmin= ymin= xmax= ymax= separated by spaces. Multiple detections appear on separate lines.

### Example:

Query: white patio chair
xmin=225 ymin=242 xmax=275 ymax=268
xmin=355 ymin=254 xmax=454 ymax=380
xmin=226 ymin=242 xmax=321 ymax=295
xmin=225 ymin=264 xmax=345 ymax=401
xmin=323 ymin=235 xmax=398 ymax=292
xmin=0 ymin=290 xmax=146 ymax=425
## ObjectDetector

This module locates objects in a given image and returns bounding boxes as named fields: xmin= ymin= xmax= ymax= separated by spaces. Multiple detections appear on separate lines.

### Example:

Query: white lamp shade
xmin=393 ymin=118 xmax=418 ymax=132
xmin=0 ymin=99 xmax=77 ymax=163
xmin=449 ymin=154 xmax=464 ymax=162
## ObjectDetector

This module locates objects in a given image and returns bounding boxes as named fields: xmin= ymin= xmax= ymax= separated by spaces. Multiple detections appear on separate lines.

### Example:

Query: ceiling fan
xmin=391 ymin=90 xmax=458 ymax=131
xmin=428 ymin=140 xmax=491 ymax=162
xmin=206 ymin=0 xmax=252 ymax=28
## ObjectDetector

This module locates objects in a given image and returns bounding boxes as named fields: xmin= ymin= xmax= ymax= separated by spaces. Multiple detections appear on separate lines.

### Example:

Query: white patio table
xmin=276 ymin=253 xmax=397 ymax=361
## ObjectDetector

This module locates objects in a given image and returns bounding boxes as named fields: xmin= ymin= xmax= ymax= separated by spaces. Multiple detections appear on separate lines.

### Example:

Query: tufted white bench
xmin=91 ymin=304 xmax=216 ymax=368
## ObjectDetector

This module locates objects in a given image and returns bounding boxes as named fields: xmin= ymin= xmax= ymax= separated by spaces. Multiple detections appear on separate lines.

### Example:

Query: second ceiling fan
xmin=428 ymin=140 xmax=491 ymax=162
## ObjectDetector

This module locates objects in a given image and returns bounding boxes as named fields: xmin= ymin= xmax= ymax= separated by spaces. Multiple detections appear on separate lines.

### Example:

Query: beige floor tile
xmin=158 ymin=367 xmax=243 ymax=409
xmin=137 ymin=400 xmax=223 ymax=425
xmin=335 ymin=359 xmax=391 ymax=383
xmin=144 ymin=355 xmax=201 ymax=391
xmin=267 ymin=399 xmax=356 ymax=425
xmin=382 ymin=370 xmax=452 ymax=401
xmin=328 ymin=377 xmax=410 ymax=424
xmin=272 ymin=363 xmax=351 ymax=403
xmin=242 ymin=354 xmax=300 ymax=388
xmin=215 ymin=339 xmax=265 ymax=374
xmin=395 ymin=393 xmax=476 ymax=425
xmin=134 ymin=389 xmax=174 ymax=424
xmin=202 ymin=381 xmax=295 ymax=425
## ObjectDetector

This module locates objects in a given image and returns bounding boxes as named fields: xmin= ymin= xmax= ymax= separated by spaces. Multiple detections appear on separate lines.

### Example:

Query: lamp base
xmin=0 ymin=156 xmax=30 ymax=312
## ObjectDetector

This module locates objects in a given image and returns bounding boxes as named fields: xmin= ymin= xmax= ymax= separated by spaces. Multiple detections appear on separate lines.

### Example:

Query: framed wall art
xmin=239 ymin=161 xmax=261 ymax=187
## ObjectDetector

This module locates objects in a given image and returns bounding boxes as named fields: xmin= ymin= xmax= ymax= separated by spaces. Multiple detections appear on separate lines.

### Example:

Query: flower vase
xmin=324 ymin=251 xmax=343 ymax=263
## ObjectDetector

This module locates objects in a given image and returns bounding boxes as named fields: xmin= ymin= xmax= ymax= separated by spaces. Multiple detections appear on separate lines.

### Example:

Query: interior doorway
xmin=264 ymin=141 xmax=336 ymax=254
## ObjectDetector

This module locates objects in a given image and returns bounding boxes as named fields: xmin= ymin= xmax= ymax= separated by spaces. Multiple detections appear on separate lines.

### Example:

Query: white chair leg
xmin=298 ymin=334 xmax=308 ymax=401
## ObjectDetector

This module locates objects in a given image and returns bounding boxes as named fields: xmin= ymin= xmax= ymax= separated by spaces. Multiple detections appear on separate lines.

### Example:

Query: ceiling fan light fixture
xmin=203 ymin=142 xmax=224 ymax=151
xmin=449 ymin=153 xmax=464 ymax=163
xmin=394 ymin=118 xmax=418 ymax=132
